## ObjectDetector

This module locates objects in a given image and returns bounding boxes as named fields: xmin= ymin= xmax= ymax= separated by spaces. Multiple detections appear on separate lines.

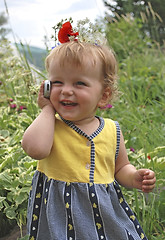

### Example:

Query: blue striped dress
xmin=27 ymin=116 xmax=148 ymax=240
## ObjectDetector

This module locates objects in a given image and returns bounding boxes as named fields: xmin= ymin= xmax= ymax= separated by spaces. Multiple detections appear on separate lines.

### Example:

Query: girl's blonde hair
xmin=45 ymin=41 xmax=118 ymax=101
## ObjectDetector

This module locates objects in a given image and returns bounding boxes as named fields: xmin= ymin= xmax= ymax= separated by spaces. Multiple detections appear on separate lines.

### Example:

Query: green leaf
xmin=0 ymin=196 xmax=6 ymax=202
xmin=0 ymin=196 xmax=6 ymax=210
xmin=0 ymin=170 xmax=13 ymax=185
xmin=0 ymin=158 xmax=9 ymax=171
xmin=0 ymin=130 xmax=10 ymax=138
xmin=4 ymin=205 xmax=17 ymax=219
xmin=14 ymin=190 xmax=28 ymax=206
xmin=17 ymin=235 xmax=29 ymax=240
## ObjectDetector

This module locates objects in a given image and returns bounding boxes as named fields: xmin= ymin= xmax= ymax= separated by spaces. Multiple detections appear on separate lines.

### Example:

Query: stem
xmin=133 ymin=188 xmax=140 ymax=220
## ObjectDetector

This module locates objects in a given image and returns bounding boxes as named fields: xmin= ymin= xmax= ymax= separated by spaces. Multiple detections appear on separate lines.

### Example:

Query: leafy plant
xmin=124 ymin=147 xmax=165 ymax=239
xmin=0 ymin=39 xmax=41 ymax=237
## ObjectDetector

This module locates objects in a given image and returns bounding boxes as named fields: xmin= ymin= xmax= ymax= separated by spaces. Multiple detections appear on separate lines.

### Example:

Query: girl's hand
xmin=38 ymin=81 xmax=54 ymax=110
xmin=133 ymin=169 xmax=156 ymax=193
xmin=22 ymin=81 xmax=56 ymax=159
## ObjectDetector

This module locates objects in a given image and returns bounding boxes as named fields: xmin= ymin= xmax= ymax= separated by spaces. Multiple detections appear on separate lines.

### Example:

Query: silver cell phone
xmin=44 ymin=80 xmax=51 ymax=98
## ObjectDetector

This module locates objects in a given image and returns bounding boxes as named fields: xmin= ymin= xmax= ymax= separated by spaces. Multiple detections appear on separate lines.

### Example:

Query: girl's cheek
xmin=50 ymin=89 xmax=58 ymax=99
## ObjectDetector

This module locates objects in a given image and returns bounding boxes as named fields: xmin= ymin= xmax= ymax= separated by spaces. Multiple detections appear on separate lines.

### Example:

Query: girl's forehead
xmin=51 ymin=51 xmax=101 ymax=68
xmin=48 ymin=54 xmax=103 ymax=81
xmin=50 ymin=56 xmax=102 ymax=73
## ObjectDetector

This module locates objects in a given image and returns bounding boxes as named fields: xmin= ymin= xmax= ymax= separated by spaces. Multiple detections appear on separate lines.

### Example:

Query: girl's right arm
xmin=21 ymin=82 xmax=55 ymax=160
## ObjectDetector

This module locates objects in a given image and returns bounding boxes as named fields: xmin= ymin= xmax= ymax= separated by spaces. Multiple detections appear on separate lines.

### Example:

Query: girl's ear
xmin=98 ymin=87 xmax=112 ymax=108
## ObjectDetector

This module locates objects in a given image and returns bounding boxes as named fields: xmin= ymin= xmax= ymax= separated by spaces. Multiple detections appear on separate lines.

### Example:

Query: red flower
xmin=130 ymin=147 xmax=135 ymax=152
xmin=18 ymin=105 xmax=27 ymax=112
xmin=100 ymin=104 xmax=113 ymax=109
xmin=58 ymin=22 xmax=79 ymax=43
xmin=10 ymin=104 xmax=17 ymax=109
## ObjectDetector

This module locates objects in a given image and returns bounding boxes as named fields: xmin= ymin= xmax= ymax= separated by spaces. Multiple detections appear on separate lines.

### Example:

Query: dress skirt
xmin=27 ymin=171 xmax=148 ymax=240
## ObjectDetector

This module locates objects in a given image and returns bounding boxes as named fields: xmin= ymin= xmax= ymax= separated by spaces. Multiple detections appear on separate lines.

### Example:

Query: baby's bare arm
xmin=22 ymin=82 xmax=55 ymax=159
xmin=115 ymin=131 xmax=156 ymax=192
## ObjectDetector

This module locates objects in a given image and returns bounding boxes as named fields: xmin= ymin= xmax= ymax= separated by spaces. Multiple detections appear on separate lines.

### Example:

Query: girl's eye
xmin=52 ymin=81 xmax=63 ymax=85
xmin=76 ymin=81 xmax=86 ymax=86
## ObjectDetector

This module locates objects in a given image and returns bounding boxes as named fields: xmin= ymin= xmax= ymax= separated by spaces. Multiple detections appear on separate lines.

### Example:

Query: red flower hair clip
xmin=58 ymin=21 xmax=79 ymax=43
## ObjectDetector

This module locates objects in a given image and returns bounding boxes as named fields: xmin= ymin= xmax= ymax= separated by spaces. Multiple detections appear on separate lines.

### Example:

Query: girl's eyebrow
xmin=50 ymin=76 xmax=62 ymax=81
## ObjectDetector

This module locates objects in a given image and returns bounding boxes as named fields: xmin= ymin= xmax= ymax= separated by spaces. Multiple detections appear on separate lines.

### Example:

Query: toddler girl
xmin=22 ymin=39 xmax=156 ymax=240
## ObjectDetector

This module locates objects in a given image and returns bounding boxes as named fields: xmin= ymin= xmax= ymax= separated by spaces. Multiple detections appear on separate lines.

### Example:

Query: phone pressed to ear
xmin=44 ymin=80 xmax=51 ymax=98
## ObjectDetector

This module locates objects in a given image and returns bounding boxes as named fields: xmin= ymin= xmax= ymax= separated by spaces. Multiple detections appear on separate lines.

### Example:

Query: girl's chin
xmin=57 ymin=112 xmax=76 ymax=121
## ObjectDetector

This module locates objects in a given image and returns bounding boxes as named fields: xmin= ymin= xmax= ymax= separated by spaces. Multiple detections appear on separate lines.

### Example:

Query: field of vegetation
xmin=0 ymin=9 xmax=165 ymax=240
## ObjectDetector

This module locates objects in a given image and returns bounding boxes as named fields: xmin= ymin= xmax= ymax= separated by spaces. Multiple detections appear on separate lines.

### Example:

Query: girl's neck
xmin=74 ymin=116 xmax=100 ymax=136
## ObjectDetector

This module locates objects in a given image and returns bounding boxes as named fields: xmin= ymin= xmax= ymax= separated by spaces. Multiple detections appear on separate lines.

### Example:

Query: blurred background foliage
xmin=103 ymin=0 xmax=165 ymax=45
xmin=0 ymin=0 xmax=165 ymax=239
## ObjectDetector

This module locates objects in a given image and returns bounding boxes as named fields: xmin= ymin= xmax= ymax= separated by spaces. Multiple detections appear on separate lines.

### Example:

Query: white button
xmin=86 ymin=140 xmax=91 ymax=146
xmin=85 ymin=163 xmax=90 ymax=169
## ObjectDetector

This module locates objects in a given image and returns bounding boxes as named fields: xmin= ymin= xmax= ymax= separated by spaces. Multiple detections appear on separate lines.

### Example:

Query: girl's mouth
xmin=60 ymin=101 xmax=77 ymax=106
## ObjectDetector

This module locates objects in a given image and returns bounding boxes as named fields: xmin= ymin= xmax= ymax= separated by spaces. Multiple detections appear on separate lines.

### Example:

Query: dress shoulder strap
xmin=114 ymin=121 xmax=121 ymax=161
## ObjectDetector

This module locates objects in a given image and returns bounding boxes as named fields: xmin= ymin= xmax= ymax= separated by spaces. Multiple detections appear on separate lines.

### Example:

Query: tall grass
xmin=100 ymin=8 xmax=165 ymax=239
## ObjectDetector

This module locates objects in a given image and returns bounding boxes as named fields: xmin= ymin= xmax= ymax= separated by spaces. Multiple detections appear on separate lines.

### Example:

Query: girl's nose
xmin=61 ymin=85 xmax=73 ymax=96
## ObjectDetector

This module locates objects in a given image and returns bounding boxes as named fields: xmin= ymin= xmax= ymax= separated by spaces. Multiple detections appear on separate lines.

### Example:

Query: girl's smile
xmin=60 ymin=100 xmax=78 ymax=107
xmin=59 ymin=99 xmax=79 ymax=112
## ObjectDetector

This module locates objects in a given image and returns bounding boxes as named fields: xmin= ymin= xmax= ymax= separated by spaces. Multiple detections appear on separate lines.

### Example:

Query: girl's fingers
xmin=143 ymin=170 xmax=155 ymax=180
xmin=142 ymin=184 xmax=155 ymax=193
xmin=143 ymin=177 xmax=156 ymax=185
xmin=142 ymin=177 xmax=156 ymax=193
xmin=141 ymin=170 xmax=156 ymax=193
